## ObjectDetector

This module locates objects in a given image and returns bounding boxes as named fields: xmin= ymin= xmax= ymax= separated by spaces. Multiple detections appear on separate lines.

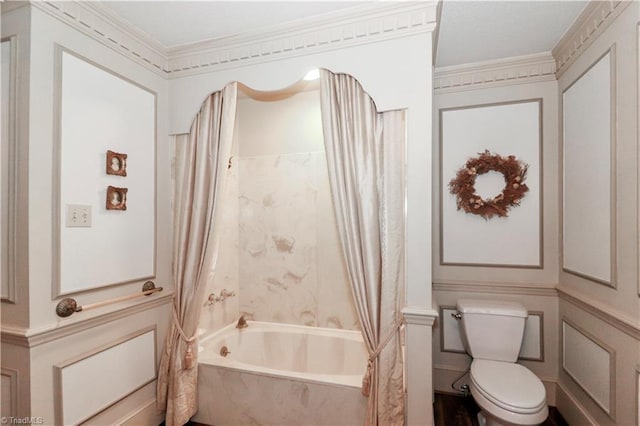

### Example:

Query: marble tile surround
xmin=193 ymin=364 xmax=367 ymax=426
xmin=238 ymin=151 xmax=358 ymax=330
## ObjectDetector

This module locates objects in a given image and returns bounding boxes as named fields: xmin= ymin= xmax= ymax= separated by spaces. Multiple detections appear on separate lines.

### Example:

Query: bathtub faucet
xmin=207 ymin=289 xmax=236 ymax=305
xmin=236 ymin=315 xmax=248 ymax=329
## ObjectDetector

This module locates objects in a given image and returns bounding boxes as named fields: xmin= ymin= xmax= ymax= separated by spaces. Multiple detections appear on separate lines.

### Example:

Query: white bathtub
xmin=193 ymin=321 xmax=369 ymax=425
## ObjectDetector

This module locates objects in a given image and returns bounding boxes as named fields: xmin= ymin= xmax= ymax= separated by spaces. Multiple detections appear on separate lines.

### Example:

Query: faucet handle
xmin=220 ymin=289 xmax=235 ymax=298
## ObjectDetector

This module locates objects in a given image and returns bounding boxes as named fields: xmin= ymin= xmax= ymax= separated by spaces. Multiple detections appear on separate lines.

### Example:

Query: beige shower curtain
xmin=319 ymin=70 xmax=406 ymax=426
xmin=157 ymin=83 xmax=237 ymax=426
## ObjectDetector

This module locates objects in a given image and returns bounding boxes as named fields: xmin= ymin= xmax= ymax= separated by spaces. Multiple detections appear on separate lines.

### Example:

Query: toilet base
xmin=477 ymin=411 xmax=511 ymax=426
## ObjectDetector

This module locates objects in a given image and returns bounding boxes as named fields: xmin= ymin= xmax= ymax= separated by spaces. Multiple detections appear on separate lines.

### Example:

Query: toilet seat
xmin=471 ymin=359 xmax=546 ymax=414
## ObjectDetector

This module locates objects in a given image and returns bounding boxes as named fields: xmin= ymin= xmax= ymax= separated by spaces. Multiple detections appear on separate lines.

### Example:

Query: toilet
xmin=456 ymin=299 xmax=548 ymax=426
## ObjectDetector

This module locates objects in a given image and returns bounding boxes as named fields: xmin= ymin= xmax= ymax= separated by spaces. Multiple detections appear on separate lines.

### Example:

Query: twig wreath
xmin=448 ymin=150 xmax=529 ymax=220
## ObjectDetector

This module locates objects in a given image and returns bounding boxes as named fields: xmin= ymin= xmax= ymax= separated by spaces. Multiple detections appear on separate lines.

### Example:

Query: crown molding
xmin=30 ymin=1 xmax=169 ymax=75
xmin=434 ymin=52 xmax=557 ymax=94
xmin=165 ymin=2 xmax=439 ymax=78
xmin=24 ymin=1 xmax=439 ymax=80
xmin=552 ymin=0 xmax=630 ymax=79
xmin=402 ymin=307 xmax=438 ymax=326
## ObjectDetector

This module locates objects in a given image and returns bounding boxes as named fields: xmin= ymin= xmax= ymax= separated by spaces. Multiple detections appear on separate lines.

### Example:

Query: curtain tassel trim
xmin=361 ymin=316 xmax=404 ymax=397
xmin=172 ymin=302 xmax=198 ymax=370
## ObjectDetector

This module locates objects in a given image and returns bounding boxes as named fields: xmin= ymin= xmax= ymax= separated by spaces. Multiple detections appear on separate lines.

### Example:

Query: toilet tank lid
xmin=456 ymin=299 xmax=527 ymax=317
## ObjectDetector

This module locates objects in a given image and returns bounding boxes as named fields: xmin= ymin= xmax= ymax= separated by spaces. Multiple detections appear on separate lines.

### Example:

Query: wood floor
xmin=434 ymin=392 xmax=568 ymax=426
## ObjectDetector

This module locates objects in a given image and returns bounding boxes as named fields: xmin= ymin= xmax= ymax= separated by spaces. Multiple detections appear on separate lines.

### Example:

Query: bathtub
xmin=192 ymin=321 xmax=369 ymax=425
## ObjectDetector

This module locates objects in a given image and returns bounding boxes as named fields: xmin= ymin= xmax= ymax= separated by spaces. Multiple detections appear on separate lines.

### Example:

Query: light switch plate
xmin=66 ymin=204 xmax=92 ymax=227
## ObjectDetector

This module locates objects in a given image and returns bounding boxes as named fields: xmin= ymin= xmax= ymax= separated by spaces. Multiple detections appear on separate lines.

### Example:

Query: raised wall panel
xmin=54 ymin=328 xmax=156 ymax=425
xmin=440 ymin=100 xmax=541 ymax=267
xmin=1 ymin=36 xmax=16 ymax=303
xmin=1 ymin=368 xmax=18 ymax=419
xmin=55 ymin=48 xmax=156 ymax=295
xmin=562 ymin=51 xmax=614 ymax=285
xmin=562 ymin=319 xmax=615 ymax=417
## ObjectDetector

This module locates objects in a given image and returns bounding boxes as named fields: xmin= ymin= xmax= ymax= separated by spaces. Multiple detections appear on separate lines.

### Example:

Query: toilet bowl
xmin=470 ymin=359 xmax=548 ymax=426
xmin=456 ymin=299 xmax=549 ymax=426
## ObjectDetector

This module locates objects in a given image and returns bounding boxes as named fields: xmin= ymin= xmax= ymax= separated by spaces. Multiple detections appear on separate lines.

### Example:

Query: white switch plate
xmin=66 ymin=204 xmax=92 ymax=227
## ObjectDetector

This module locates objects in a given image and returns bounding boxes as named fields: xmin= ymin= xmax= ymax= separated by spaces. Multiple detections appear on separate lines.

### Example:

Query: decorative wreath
xmin=448 ymin=150 xmax=529 ymax=220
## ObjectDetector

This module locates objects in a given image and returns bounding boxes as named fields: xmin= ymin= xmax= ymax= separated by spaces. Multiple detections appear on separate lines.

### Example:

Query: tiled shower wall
xmin=202 ymin=89 xmax=358 ymax=331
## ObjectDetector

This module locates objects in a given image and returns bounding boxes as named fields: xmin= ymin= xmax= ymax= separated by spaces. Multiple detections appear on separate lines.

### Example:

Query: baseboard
xmin=555 ymin=380 xmax=598 ymax=426
xmin=119 ymin=398 xmax=163 ymax=426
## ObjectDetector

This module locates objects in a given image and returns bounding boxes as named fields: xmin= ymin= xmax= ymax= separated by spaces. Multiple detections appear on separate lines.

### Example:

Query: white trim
xmin=0 ymin=292 xmax=171 ymax=348
xmin=1 ymin=35 xmax=18 ymax=304
xmin=556 ymin=380 xmax=599 ymax=426
xmin=434 ymin=52 xmax=556 ymax=93
xmin=557 ymin=286 xmax=640 ymax=340
xmin=433 ymin=280 xmax=557 ymax=297
xmin=26 ymin=1 xmax=439 ymax=80
xmin=552 ymin=0 xmax=630 ymax=78
xmin=561 ymin=318 xmax=616 ymax=419
xmin=402 ymin=307 xmax=438 ymax=326
xmin=30 ymin=1 xmax=168 ymax=75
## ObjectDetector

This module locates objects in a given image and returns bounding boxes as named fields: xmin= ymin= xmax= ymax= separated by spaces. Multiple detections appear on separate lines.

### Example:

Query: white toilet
xmin=456 ymin=299 xmax=548 ymax=426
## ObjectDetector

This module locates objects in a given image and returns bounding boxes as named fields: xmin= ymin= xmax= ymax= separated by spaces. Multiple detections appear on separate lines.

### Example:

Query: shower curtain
xmin=319 ymin=70 xmax=406 ymax=426
xmin=157 ymin=83 xmax=237 ymax=426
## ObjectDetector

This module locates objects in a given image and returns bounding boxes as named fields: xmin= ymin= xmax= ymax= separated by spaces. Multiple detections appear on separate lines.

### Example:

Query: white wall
xmin=432 ymin=77 xmax=560 ymax=402
xmin=555 ymin=3 xmax=640 ymax=425
xmin=1 ymin=4 xmax=173 ymax=424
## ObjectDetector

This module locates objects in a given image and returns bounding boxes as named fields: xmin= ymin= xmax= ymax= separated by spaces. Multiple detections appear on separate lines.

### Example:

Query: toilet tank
xmin=456 ymin=299 xmax=528 ymax=362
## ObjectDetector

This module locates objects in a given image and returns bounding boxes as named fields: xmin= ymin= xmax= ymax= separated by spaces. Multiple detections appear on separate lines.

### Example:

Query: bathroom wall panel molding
xmin=53 ymin=326 xmax=157 ymax=425
xmin=439 ymin=99 xmax=543 ymax=268
xmin=1 ymin=35 xmax=18 ymax=304
xmin=1 ymin=367 xmax=19 ymax=418
xmin=636 ymin=365 xmax=640 ymax=426
xmin=561 ymin=47 xmax=617 ymax=287
xmin=553 ymin=0 xmax=629 ymax=78
xmin=52 ymin=45 xmax=157 ymax=297
xmin=434 ymin=52 xmax=556 ymax=94
xmin=165 ymin=3 xmax=438 ymax=78
xmin=29 ymin=1 xmax=168 ymax=76
xmin=438 ymin=306 xmax=466 ymax=354
xmin=0 ymin=292 xmax=171 ymax=348
xmin=28 ymin=2 xmax=438 ymax=79
xmin=557 ymin=286 xmax=640 ymax=340
xmin=433 ymin=280 xmax=557 ymax=297
xmin=562 ymin=318 xmax=616 ymax=419
xmin=555 ymin=380 xmax=600 ymax=426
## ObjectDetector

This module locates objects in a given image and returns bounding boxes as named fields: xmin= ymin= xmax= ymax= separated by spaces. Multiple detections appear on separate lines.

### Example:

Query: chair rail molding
xmin=434 ymin=52 xmax=556 ymax=93
xmin=0 ymin=293 xmax=171 ymax=348
xmin=433 ymin=280 xmax=558 ymax=297
xmin=24 ymin=1 xmax=439 ymax=79
xmin=557 ymin=285 xmax=640 ymax=341
xmin=552 ymin=0 xmax=630 ymax=78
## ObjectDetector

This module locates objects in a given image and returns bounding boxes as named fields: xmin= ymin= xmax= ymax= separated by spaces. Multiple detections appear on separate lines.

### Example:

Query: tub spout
xmin=236 ymin=315 xmax=248 ymax=329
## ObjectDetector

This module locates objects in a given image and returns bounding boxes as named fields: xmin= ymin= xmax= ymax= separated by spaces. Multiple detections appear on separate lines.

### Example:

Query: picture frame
xmin=106 ymin=186 xmax=127 ymax=210
xmin=106 ymin=150 xmax=127 ymax=176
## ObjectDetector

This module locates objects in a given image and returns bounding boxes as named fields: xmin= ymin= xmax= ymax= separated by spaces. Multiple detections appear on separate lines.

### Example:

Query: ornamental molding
xmin=30 ymin=1 xmax=169 ymax=75
xmin=166 ymin=2 xmax=438 ymax=78
xmin=557 ymin=285 xmax=640 ymax=341
xmin=552 ymin=0 xmax=630 ymax=78
xmin=434 ymin=52 xmax=556 ymax=93
xmin=433 ymin=280 xmax=558 ymax=297
xmin=23 ymin=1 xmax=438 ymax=79
xmin=0 ymin=293 xmax=171 ymax=348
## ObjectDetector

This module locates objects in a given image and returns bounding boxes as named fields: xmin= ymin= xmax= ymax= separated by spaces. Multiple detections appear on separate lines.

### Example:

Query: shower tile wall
xmin=238 ymin=151 xmax=358 ymax=329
